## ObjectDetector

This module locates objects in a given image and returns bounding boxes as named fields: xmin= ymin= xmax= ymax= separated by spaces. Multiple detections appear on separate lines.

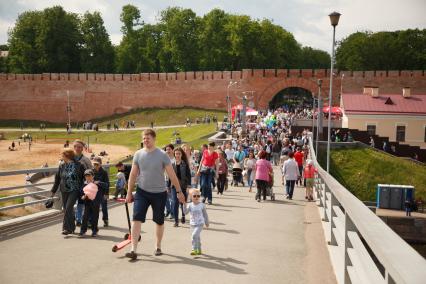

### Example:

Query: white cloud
xmin=1 ymin=0 xmax=425 ymax=51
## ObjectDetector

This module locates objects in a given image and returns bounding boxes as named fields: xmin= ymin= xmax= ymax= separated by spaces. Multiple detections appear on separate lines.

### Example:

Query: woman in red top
xmin=197 ymin=142 xmax=219 ymax=204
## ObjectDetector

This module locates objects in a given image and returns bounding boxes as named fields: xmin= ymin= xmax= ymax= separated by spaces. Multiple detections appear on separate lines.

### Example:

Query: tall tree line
xmin=10 ymin=5 xmax=423 ymax=73
xmin=335 ymin=29 xmax=426 ymax=70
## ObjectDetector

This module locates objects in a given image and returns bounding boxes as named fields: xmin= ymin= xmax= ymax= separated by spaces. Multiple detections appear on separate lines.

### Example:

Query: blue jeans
xmin=286 ymin=180 xmax=296 ymax=199
xmin=200 ymin=169 xmax=213 ymax=203
xmin=76 ymin=203 xmax=84 ymax=223
xmin=247 ymin=169 xmax=254 ymax=188
xmin=101 ymin=196 xmax=108 ymax=221
xmin=172 ymin=187 xmax=187 ymax=223
xmin=165 ymin=189 xmax=174 ymax=217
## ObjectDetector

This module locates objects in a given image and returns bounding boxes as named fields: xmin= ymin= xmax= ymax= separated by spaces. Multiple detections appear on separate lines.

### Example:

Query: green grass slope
xmin=0 ymin=108 xmax=226 ymax=128
xmin=94 ymin=107 xmax=226 ymax=127
xmin=326 ymin=147 xmax=426 ymax=202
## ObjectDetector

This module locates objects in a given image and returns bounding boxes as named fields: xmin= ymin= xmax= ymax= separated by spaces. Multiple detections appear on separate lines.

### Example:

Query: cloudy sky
xmin=0 ymin=0 xmax=425 ymax=51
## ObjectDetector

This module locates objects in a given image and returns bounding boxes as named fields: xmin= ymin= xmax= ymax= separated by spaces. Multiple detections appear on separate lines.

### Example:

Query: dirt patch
xmin=0 ymin=140 xmax=131 ymax=172
xmin=0 ymin=140 xmax=132 ymax=219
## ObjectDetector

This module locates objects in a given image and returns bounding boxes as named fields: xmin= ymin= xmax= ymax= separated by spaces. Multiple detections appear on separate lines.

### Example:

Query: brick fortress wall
xmin=0 ymin=69 xmax=425 ymax=123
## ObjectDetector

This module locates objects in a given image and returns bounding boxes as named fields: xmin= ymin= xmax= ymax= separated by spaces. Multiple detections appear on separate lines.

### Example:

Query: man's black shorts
xmin=133 ymin=187 xmax=167 ymax=225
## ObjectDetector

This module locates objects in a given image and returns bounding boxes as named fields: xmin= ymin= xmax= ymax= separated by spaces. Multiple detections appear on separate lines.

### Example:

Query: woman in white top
xmin=244 ymin=151 xmax=257 ymax=192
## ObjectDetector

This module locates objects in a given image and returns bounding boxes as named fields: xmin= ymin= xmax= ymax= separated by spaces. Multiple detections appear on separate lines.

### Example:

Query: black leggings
xmin=61 ymin=190 xmax=79 ymax=232
xmin=217 ymin=173 xmax=227 ymax=194
xmin=256 ymin=179 xmax=268 ymax=200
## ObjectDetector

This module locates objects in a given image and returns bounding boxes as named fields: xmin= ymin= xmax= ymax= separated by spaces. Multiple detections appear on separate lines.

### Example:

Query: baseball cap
xmin=93 ymin=157 xmax=102 ymax=165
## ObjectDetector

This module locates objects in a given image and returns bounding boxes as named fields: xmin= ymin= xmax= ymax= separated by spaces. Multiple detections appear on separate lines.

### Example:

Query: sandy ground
xmin=0 ymin=140 xmax=131 ymax=219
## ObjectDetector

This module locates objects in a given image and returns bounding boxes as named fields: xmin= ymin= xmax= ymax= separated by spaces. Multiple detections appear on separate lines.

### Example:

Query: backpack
xmin=265 ymin=144 xmax=271 ymax=154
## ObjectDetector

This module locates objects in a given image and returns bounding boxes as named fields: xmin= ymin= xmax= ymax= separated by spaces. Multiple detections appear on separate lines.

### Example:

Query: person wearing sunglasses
xmin=183 ymin=189 xmax=209 ymax=255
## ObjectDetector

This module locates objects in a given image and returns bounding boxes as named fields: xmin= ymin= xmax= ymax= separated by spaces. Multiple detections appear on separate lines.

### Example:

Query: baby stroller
xmin=266 ymin=173 xmax=275 ymax=201
xmin=232 ymin=162 xmax=244 ymax=186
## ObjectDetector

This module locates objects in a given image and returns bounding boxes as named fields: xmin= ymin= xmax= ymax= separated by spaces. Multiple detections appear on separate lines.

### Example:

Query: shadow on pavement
xmin=205 ymin=227 xmax=240 ymax=234
xmin=139 ymin=253 xmax=248 ymax=275
xmin=211 ymin=204 xmax=259 ymax=210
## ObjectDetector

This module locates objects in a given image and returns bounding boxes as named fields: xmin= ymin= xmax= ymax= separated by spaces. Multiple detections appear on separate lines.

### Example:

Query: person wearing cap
xmin=73 ymin=140 xmax=93 ymax=227
xmin=79 ymin=169 xmax=107 ymax=237
xmin=303 ymin=159 xmax=317 ymax=201
xmin=93 ymin=157 xmax=110 ymax=227
xmin=51 ymin=148 xmax=85 ymax=235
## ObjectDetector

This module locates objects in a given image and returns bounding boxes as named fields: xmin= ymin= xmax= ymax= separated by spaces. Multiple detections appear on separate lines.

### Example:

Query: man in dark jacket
xmin=93 ymin=157 xmax=110 ymax=227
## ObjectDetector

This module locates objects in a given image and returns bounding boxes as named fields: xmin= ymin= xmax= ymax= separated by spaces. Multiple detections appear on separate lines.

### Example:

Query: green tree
xmin=8 ymin=6 xmax=81 ymax=73
xmin=159 ymin=7 xmax=200 ymax=71
xmin=115 ymin=5 xmax=142 ymax=73
xmin=8 ymin=11 xmax=43 ymax=73
xmin=299 ymin=47 xmax=330 ymax=69
xmin=36 ymin=6 xmax=81 ymax=72
xmin=198 ymin=9 xmax=232 ymax=70
xmin=336 ymin=29 xmax=426 ymax=70
xmin=80 ymin=11 xmax=115 ymax=73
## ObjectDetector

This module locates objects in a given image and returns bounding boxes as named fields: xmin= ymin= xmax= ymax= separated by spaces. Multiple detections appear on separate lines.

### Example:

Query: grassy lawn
xmin=94 ymin=107 xmax=226 ymax=128
xmin=323 ymin=147 xmax=426 ymax=202
xmin=0 ymin=107 xmax=226 ymax=128
xmin=3 ymin=124 xmax=216 ymax=152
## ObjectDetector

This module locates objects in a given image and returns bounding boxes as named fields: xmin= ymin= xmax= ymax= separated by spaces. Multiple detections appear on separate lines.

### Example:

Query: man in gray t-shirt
xmin=132 ymin=148 xmax=171 ymax=193
xmin=125 ymin=129 xmax=184 ymax=260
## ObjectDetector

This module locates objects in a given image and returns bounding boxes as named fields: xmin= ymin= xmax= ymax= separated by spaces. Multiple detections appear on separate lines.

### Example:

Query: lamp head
xmin=317 ymin=79 xmax=323 ymax=87
xmin=329 ymin=12 xmax=341 ymax=27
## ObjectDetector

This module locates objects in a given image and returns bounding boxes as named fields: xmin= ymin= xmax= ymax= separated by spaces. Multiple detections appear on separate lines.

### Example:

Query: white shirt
xmin=282 ymin=158 xmax=299 ymax=181
xmin=225 ymin=148 xmax=235 ymax=161
xmin=183 ymin=202 xmax=209 ymax=226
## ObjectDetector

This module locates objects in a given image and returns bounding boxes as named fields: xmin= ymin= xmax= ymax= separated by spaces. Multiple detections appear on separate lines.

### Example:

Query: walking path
xmin=0 ymin=167 xmax=336 ymax=284
xmin=0 ymin=124 xmax=195 ymax=132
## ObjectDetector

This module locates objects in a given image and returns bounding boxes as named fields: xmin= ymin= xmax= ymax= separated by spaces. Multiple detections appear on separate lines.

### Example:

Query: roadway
xmin=0 ymin=167 xmax=336 ymax=284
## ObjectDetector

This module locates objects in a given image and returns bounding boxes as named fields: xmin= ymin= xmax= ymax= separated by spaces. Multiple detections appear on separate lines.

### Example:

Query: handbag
xmin=45 ymin=198 xmax=54 ymax=208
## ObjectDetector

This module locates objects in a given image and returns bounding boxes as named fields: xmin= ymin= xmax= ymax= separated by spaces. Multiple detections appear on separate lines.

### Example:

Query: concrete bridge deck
xmin=0 ymin=168 xmax=336 ymax=284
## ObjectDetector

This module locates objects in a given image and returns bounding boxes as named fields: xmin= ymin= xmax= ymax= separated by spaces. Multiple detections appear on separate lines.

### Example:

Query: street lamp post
xmin=66 ymin=90 xmax=71 ymax=130
xmin=227 ymin=81 xmax=238 ymax=125
xmin=326 ymin=11 xmax=341 ymax=173
xmin=316 ymin=79 xmax=323 ymax=155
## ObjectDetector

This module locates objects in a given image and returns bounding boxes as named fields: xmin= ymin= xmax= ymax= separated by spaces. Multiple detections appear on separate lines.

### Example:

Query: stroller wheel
xmin=124 ymin=233 xmax=130 ymax=240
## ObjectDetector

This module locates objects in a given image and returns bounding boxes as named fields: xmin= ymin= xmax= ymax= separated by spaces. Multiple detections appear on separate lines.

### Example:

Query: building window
xmin=367 ymin=125 xmax=376 ymax=136
xmin=396 ymin=125 xmax=405 ymax=142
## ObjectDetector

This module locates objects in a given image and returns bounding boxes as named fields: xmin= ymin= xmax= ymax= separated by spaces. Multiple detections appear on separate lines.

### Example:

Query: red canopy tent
xmin=323 ymin=106 xmax=342 ymax=114
xmin=232 ymin=104 xmax=257 ymax=120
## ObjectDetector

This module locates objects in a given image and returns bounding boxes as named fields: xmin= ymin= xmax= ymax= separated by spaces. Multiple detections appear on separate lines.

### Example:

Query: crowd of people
xmin=50 ymin=108 xmax=317 ymax=261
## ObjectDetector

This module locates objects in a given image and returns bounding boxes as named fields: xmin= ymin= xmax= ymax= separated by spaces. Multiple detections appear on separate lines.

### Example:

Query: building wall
xmin=344 ymin=114 xmax=426 ymax=149
xmin=0 ymin=69 xmax=425 ymax=123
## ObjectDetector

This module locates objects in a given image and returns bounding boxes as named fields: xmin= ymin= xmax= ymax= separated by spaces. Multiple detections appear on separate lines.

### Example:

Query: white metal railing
xmin=0 ymin=165 xmax=119 ymax=213
xmin=309 ymin=135 xmax=426 ymax=284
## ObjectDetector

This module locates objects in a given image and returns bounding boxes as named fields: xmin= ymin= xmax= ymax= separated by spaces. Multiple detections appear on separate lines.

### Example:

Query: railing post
xmin=315 ymin=176 xmax=324 ymax=207
xmin=329 ymin=193 xmax=338 ymax=246
xmin=344 ymin=213 xmax=355 ymax=284
xmin=323 ymin=183 xmax=329 ymax=222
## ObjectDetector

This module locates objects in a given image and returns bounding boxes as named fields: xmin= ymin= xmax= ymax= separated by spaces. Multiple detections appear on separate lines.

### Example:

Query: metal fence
xmin=309 ymin=135 xmax=426 ymax=283
xmin=0 ymin=165 xmax=118 ymax=213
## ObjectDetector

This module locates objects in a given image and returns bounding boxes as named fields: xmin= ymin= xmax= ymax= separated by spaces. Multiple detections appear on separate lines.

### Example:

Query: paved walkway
xmin=0 ymin=167 xmax=336 ymax=284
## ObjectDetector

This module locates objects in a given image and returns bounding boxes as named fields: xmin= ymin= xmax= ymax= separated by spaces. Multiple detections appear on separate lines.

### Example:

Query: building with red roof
xmin=341 ymin=87 xmax=426 ymax=149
